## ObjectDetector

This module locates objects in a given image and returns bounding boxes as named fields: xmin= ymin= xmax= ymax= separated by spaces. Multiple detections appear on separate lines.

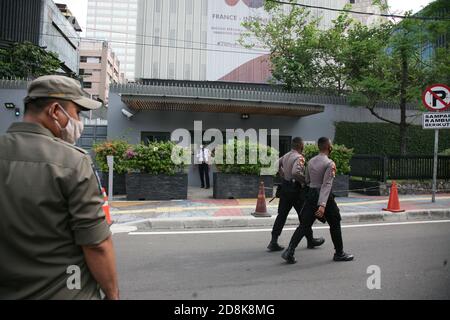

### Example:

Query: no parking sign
xmin=421 ymin=83 xmax=450 ymax=203
xmin=422 ymin=84 xmax=450 ymax=112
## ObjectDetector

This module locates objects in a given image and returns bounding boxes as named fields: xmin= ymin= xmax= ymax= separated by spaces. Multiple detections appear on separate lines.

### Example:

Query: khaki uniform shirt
xmin=0 ymin=122 xmax=111 ymax=300
xmin=306 ymin=154 xmax=336 ymax=207
xmin=278 ymin=150 xmax=306 ymax=186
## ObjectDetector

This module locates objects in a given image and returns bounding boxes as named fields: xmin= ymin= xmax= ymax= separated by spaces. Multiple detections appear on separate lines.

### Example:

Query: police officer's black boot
xmin=267 ymin=235 xmax=284 ymax=252
xmin=281 ymin=244 xmax=297 ymax=264
xmin=307 ymin=237 xmax=326 ymax=249
xmin=333 ymin=251 xmax=354 ymax=262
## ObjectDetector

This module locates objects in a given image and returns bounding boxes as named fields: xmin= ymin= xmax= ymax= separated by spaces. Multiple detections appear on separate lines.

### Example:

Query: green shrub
xmin=439 ymin=149 xmax=450 ymax=156
xmin=214 ymin=139 xmax=279 ymax=175
xmin=335 ymin=122 xmax=450 ymax=155
xmin=122 ymin=141 xmax=186 ymax=175
xmin=93 ymin=140 xmax=131 ymax=174
xmin=304 ymin=144 xmax=354 ymax=175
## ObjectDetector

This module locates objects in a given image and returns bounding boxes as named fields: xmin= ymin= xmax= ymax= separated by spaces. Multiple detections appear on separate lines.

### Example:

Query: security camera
xmin=121 ymin=109 xmax=135 ymax=120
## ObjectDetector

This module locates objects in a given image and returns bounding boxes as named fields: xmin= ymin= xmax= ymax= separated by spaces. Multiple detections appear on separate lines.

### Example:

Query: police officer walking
xmin=267 ymin=137 xmax=325 ymax=252
xmin=281 ymin=137 xmax=354 ymax=263
xmin=0 ymin=76 xmax=119 ymax=299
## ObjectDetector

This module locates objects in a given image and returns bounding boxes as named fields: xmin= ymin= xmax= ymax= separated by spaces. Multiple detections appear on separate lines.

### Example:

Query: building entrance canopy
xmin=112 ymin=80 xmax=328 ymax=117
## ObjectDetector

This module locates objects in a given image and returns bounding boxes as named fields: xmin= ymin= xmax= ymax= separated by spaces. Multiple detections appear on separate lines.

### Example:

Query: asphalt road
xmin=113 ymin=221 xmax=450 ymax=300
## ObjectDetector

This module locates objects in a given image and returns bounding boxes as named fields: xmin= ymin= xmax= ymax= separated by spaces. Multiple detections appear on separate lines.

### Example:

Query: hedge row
xmin=334 ymin=122 xmax=450 ymax=155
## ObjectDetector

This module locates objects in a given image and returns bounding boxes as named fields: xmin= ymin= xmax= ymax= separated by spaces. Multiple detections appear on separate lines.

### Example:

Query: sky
xmin=56 ymin=0 xmax=436 ymax=35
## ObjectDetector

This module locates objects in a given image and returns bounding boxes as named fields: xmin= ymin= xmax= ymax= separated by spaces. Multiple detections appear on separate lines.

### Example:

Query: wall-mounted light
xmin=241 ymin=113 xmax=250 ymax=120
xmin=15 ymin=108 xmax=21 ymax=117
xmin=4 ymin=103 xmax=15 ymax=109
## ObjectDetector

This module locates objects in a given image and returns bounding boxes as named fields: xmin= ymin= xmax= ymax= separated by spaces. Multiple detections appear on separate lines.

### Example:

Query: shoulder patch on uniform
xmin=298 ymin=155 xmax=305 ymax=166
xmin=330 ymin=161 xmax=336 ymax=178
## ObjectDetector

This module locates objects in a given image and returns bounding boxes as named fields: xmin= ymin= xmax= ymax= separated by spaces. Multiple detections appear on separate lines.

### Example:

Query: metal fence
xmin=76 ymin=125 xmax=107 ymax=153
xmin=350 ymin=155 xmax=450 ymax=181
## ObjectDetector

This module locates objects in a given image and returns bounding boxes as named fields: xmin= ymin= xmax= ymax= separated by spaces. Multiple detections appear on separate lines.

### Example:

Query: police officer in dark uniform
xmin=282 ymin=137 xmax=354 ymax=263
xmin=267 ymin=137 xmax=325 ymax=252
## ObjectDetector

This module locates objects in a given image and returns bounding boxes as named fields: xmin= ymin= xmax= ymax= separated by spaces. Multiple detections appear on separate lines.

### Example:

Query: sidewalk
xmin=109 ymin=193 xmax=450 ymax=231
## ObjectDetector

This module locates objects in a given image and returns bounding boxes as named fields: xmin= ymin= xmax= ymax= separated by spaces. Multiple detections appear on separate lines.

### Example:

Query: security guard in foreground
xmin=0 ymin=76 xmax=119 ymax=299
xmin=282 ymin=137 xmax=354 ymax=264
xmin=267 ymin=137 xmax=325 ymax=252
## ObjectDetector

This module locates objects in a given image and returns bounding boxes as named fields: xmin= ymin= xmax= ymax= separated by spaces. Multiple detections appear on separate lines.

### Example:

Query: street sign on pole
xmin=422 ymin=112 xmax=450 ymax=129
xmin=107 ymin=156 xmax=114 ymax=201
xmin=422 ymin=84 xmax=450 ymax=112
xmin=422 ymin=84 xmax=450 ymax=203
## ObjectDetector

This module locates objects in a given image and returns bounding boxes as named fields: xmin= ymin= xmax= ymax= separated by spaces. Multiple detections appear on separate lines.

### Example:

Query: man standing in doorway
xmin=197 ymin=144 xmax=211 ymax=189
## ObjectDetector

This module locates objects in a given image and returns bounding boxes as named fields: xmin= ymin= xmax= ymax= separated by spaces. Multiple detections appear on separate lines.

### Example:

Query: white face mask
xmin=53 ymin=105 xmax=84 ymax=144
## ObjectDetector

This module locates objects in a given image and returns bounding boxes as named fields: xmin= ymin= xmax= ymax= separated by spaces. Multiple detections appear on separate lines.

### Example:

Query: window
xmin=349 ymin=0 xmax=355 ymax=3
xmin=141 ymin=132 xmax=171 ymax=144
xmin=83 ymin=82 xmax=92 ymax=89
xmin=168 ymin=63 xmax=175 ymax=79
xmin=184 ymin=64 xmax=191 ymax=80
xmin=152 ymin=62 xmax=159 ymax=78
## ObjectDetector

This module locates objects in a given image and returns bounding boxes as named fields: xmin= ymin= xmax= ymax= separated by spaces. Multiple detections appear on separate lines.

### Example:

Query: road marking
xmin=112 ymin=196 xmax=450 ymax=215
xmin=127 ymin=220 xmax=450 ymax=236
xmin=111 ymin=225 xmax=138 ymax=234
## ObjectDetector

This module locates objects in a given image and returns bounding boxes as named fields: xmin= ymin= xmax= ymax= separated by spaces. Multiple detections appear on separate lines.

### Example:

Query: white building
xmin=134 ymin=0 xmax=387 ymax=83
xmin=86 ymin=0 xmax=138 ymax=81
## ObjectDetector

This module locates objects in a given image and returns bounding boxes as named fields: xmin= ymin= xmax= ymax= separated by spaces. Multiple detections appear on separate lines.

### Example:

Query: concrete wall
xmin=0 ymin=87 xmax=26 ymax=134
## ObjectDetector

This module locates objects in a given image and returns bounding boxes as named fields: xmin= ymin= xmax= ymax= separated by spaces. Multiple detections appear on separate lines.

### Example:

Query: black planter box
xmin=213 ymin=173 xmax=274 ymax=199
xmin=126 ymin=173 xmax=188 ymax=201
xmin=332 ymin=175 xmax=349 ymax=197
xmin=99 ymin=172 xmax=126 ymax=195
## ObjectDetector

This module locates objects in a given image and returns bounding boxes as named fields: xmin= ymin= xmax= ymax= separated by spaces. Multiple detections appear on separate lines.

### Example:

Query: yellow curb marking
xmin=111 ymin=196 xmax=450 ymax=215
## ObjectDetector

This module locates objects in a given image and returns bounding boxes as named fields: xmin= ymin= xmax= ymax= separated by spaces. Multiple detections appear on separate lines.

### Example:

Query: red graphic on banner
xmin=225 ymin=0 xmax=265 ymax=8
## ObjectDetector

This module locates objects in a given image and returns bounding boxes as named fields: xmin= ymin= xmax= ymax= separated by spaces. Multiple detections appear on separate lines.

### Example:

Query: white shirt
xmin=196 ymin=147 xmax=210 ymax=164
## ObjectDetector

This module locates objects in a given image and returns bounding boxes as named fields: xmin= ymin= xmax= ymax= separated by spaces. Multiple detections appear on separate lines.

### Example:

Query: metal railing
xmin=350 ymin=155 xmax=450 ymax=181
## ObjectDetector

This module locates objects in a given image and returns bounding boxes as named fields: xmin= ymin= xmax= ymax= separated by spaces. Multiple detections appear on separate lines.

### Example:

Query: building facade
xmin=134 ymin=0 xmax=387 ymax=82
xmin=86 ymin=0 xmax=138 ymax=81
xmin=0 ymin=0 xmax=82 ymax=75
xmin=79 ymin=40 xmax=124 ymax=106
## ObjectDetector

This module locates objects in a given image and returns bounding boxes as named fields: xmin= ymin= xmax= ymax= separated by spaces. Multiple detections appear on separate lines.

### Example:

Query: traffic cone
xmin=382 ymin=181 xmax=405 ymax=213
xmin=252 ymin=181 xmax=271 ymax=218
xmin=101 ymin=187 xmax=113 ymax=225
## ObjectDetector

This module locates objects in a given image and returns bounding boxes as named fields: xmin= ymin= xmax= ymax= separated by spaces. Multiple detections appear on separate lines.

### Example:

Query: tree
xmin=241 ymin=0 xmax=450 ymax=155
xmin=0 ymin=42 xmax=62 ymax=79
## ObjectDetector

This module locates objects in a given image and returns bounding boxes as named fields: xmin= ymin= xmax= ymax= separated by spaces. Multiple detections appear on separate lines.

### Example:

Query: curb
xmin=117 ymin=209 xmax=450 ymax=231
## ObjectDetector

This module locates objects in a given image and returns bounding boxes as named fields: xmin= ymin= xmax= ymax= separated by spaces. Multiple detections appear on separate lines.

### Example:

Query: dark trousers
xmin=199 ymin=163 xmax=210 ymax=188
xmin=272 ymin=182 xmax=313 ymax=242
xmin=288 ymin=189 xmax=343 ymax=254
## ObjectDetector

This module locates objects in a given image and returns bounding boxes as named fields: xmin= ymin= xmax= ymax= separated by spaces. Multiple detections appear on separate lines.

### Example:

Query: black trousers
xmin=199 ymin=163 xmax=210 ymax=188
xmin=288 ymin=189 xmax=343 ymax=254
xmin=271 ymin=182 xmax=313 ymax=242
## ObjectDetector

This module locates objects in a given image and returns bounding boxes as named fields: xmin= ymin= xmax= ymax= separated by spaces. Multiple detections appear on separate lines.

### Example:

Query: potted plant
xmin=123 ymin=141 xmax=188 ymax=201
xmin=213 ymin=139 xmax=279 ymax=199
xmin=304 ymin=144 xmax=354 ymax=197
xmin=93 ymin=140 xmax=130 ymax=195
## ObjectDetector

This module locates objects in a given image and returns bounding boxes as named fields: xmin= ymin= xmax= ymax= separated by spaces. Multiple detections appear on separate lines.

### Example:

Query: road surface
xmin=113 ymin=220 xmax=450 ymax=300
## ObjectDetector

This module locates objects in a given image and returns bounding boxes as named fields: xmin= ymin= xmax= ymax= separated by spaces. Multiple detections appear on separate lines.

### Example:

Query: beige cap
xmin=25 ymin=75 xmax=103 ymax=111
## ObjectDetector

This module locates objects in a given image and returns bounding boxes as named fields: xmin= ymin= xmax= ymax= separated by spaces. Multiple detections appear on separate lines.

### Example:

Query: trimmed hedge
xmin=334 ymin=122 xmax=450 ymax=155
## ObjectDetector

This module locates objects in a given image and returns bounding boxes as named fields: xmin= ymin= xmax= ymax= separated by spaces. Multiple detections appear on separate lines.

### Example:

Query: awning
xmin=121 ymin=95 xmax=324 ymax=117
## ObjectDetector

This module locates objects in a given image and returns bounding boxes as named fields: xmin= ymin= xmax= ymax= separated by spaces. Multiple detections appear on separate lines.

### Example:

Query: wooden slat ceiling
xmin=121 ymin=96 xmax=324 ymax=117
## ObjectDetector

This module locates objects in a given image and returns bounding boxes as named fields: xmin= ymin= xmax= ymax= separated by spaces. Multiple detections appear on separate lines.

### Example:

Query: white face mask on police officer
xmin=53 ymin=105 xmax=84 ymax=144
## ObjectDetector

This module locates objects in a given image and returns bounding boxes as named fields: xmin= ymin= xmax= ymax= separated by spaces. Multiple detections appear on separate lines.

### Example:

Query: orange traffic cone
xmin=101 ymin=187 xmax=113 ymax=225
xmin=382 ymin=181 xmax=405 ymax=213
xmin=252 ymin=181 xmax=271 ymax=218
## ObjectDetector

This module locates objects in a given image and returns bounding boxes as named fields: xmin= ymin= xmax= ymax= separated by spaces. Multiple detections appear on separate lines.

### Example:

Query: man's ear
xmin=47 ymin=102 xmax=61 ymax=120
